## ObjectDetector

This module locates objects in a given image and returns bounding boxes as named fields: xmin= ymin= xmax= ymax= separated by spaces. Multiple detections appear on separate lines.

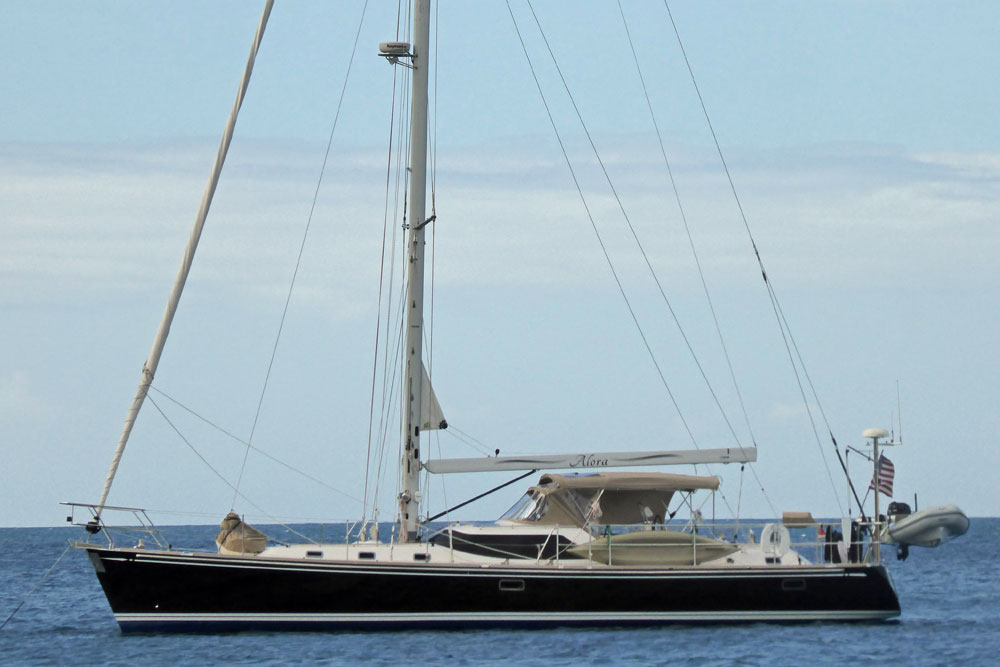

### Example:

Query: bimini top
xmin=538 ymin=472 xmax=719 ymax=492
xmin=501 ymin=472 xmax=720 ymax=528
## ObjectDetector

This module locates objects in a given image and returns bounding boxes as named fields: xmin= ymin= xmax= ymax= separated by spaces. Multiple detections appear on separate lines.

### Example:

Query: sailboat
xmin=68 ymin=1 xmax=904 ymax=630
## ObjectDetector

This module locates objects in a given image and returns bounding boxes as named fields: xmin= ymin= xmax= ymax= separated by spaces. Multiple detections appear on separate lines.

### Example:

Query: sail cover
xmin=216 ymin=511 xmax=267 ymax=555
xmin=420 ymin=362 xmax=447 ymax=431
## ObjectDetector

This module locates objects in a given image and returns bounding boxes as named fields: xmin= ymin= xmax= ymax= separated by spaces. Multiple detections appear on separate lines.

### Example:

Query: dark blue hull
xmin=80 ymin=545 xmax=901 ymax=632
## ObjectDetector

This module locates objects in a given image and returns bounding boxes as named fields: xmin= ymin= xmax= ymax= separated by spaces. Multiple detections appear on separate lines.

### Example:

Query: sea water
xmin=1 ymin=519 xmax=997 ymax=666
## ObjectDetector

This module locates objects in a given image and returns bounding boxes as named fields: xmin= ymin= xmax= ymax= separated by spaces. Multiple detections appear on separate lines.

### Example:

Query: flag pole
xmin=873 ymin=436 xmax=881 ymax=563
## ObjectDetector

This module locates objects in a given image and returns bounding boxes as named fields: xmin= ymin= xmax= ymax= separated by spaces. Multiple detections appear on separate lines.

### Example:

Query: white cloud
xmin=0 ymin=371 xmax=43 ymax=422
xmin=3 ymin=138 xmax=999 ymax=314
xmin=3 ymin=136 xmax=1000 ymax=524
xmin=770 ymin=401 xmax=808 ymax=423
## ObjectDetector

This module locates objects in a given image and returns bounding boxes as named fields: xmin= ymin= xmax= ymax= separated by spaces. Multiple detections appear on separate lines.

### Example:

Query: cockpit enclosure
xmin=500 ymin=472 xmax=720 ymax=528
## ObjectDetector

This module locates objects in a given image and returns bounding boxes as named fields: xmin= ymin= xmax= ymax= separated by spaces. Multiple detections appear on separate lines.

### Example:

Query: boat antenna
xmin=897 ymin=380 xmax=904 ymax=445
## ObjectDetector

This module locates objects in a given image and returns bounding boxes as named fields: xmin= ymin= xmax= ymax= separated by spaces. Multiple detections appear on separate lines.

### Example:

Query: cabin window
xmin=566 ymin=489 xmax=602 ymax=523
xmin=306 ymin=550 xmax=323 ymax=558
xmin=358 ymin=551 xmax=376 ymax=560
xmin=498 ymin=579 xmax=525 ymax=592
xmin=782 ymin=578 xmax=806 ymax=591
xmin=414 ymin=552 xmax=430 ymax=561
xmin=500 ymin=491 xmax=546 ymax=522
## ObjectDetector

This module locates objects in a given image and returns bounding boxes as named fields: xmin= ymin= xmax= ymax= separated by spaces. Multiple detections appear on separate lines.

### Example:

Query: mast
xmin=399 ymin=0 xmax=432 ymax=542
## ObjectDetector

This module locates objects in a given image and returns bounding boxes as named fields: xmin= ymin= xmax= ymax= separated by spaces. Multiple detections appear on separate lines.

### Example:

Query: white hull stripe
xmin=117 ymin=610 xmax=898 ymax=624
xmin=99 ymin=553 xmax=869 ymax=579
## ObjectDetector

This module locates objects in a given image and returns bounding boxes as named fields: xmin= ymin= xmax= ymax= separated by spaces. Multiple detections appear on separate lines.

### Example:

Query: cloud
xmin=4 ymin=135 xmax=998 ymax=524
xmin=2 ymin=137 xmax=998 ymax=315
xmin=0 ymin=371 xmax=43 ymax=422
xmin=770 ymin=401 xmax=808 ymax=423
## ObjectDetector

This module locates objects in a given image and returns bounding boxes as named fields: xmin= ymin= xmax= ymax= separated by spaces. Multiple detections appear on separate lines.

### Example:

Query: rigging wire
xmin=389 ymin=0 xmax=415 ymax=522
xmin=427 ymin=0 xmax=447 ymax=524
xmin=520 ymin=0 xmax=751 ymax=516
xmin=363 ymin=32 xmax=406 ymax=527
xmin=370 ymin=104 xmax=406 ymax=523
xmin=148 ymin=395 xmax=318 ymax=545
xmin=661 ymin=0 xmax=844 ymax=513
xmin=232 ymin=0 xmax=372 ymax=509
xmin=0 ymin=543 xmax=72 ymax=631
xmin=95 ymin=0 xmax=275 ymax=517
xmin=616 ymin=0 xmax=755 ymax=448
xmin=371 ymin=2 xmax=413 ymax=523
xmin=141 ymin=508 xmax=356 ymax=524
xmin=371 ymin=57 xmax=412 ymax=522
xmin=617 ymin=1 xmax=776 ymax=517
xmin=372 ymin=278 xmax=408 ymax=521
xmin=149 ymin=385 xmax=363 ymax=505
xmin=430 ymin=0 xmax=439 ymax=217
xmin=526 ymin=1 xmax=747 ymax=454
xmin=443 ymin=424 xmax=495 ymax=456
xmin=509 ymin=0 xmax=704 ymax=458
xmin=736 ymin=464 xmax=745 ymax=522
xmin=533 ymin=0 xmax=752 ymax=452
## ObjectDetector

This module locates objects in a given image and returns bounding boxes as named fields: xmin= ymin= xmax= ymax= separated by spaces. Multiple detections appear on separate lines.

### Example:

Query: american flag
xmin=868 ymin=454 xmax=895 ymax=497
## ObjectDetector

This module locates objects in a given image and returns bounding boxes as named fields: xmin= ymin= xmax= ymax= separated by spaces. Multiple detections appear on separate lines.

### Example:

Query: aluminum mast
xmin=399 ymin=0 xmax=432 ymax=542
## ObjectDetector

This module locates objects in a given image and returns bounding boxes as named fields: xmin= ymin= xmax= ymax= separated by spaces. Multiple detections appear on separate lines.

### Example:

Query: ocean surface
xmin=1 ymin=519 xmax=997 ymax=666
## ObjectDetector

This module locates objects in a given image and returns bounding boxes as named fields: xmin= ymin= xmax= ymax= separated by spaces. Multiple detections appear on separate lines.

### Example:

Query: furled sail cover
xmin=216 ymin=511 xmax=267 ymax=555
xmin=420 ymin=362 xmax=447 ymax=431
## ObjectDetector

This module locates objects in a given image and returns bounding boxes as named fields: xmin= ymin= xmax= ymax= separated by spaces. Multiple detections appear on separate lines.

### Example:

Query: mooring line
xmin=0 ymin=542 xmax=72 ymax=631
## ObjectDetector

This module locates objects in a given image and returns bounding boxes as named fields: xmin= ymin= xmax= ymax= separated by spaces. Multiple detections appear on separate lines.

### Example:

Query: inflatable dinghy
xmin=886 ymin=504 xmax=969 ymax=548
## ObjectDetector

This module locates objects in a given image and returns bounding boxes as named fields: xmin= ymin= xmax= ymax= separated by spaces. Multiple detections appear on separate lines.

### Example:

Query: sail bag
xmin=216 ymin=511 xmax=268 ymax=555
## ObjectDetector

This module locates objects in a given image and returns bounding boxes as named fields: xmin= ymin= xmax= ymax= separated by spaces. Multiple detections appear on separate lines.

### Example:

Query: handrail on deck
xmin=61 ymin=501 xmax=167 ymax=550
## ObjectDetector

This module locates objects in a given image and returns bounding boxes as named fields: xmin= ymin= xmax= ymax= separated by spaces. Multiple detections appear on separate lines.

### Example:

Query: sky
xmin=2 ymin=1 xmax=998 ymax=529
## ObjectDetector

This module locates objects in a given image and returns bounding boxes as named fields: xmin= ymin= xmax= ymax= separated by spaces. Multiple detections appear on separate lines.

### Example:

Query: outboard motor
xmin=887 ymin=501 xmax=911 ymax=560
xmin=887 ymin=501 xmax=911 ymax=518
